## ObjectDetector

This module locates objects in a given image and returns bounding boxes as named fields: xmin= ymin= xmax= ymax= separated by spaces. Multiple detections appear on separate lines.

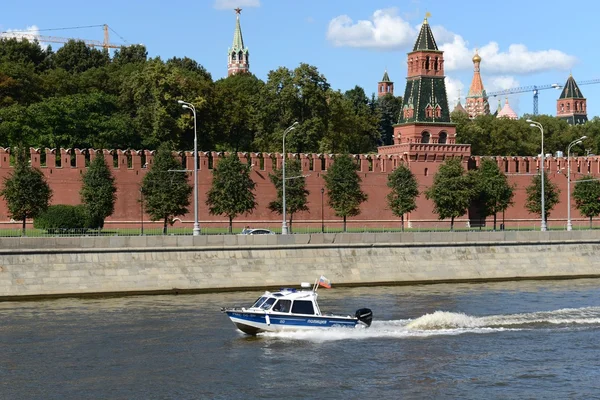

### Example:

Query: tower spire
xmin=232 ymin=8 xmax=244 ymax=49
xmin=465 ymin=49 xmax=490 ymax=118
xmin=227 ymin=8 xmax=250 ymax=76
xmin=413 ymin=13 xmax=438 ymax=51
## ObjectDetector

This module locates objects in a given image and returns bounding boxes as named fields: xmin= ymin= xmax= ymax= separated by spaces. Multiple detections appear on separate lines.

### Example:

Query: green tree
xmin=0 ymin=148 xmax=52 ymax=233
xmin=52 ymin=40 xmax=109 ymax=73
xmin=120 ymin=57 xmax=211 ymax=150
xmin=268 ymin=158 xmax=309 ymax=233
xmin=525 ymin=171 xmax=560 ymax=226
xmin=257 ymin=63 xmax=330 ymax=153
xmin=323 ymin=154 xmax=367 ymax=232
xmin=112 ymin=44 xmax=148 ymax=66
xmin=376 ymin=93 xmax=403 ymax=145
xmin=80 ymin=152 xmax=117 ymax=229
xmin=386 ymin=164 xmax=419 ymax=231
xmin=212 ymin=73 xmax=264 ymax=152
xmin=472 ymin=158 xmax=515 ymax=230
xmin=206 ymin=153 xmax=257 ymax=233
xmin=425 ymin=158 xmax=473 ymax=231
xmin=141 ymin=144 xmax=192 ymax=234
xmin=572 ymin=175 xmax=600 ymax=228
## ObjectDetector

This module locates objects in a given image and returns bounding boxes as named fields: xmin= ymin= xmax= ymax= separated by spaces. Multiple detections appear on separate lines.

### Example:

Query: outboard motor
xmin=355 ymin=308 xmax=373 ymax=327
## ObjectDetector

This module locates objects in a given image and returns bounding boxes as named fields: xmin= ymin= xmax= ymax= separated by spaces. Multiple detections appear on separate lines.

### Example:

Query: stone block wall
xmin=0 ymin=231 xmax=599 ymax=299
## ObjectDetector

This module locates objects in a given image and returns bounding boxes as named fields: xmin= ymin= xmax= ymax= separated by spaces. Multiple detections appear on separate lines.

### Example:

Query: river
xmin=1 ymin=278 xmax=600 ymax=399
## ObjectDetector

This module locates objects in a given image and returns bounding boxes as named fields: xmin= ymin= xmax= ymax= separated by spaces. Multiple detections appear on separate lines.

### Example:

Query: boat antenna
xmin=313 ymin=277 xmax=319 ymax=292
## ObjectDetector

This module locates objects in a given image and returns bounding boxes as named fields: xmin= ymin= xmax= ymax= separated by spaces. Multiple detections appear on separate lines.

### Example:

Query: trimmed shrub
xmin=33 ymin=204 xmax=91 ymax=233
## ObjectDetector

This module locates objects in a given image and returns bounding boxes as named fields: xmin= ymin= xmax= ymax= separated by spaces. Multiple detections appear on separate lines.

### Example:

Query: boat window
xmin=291 ymin=300 xmax=315 ymax=315
xmin=260 ymin=298 xmax=277 ymax=310
xmin=272 ymin=300 xmax=291 ymax=313
xmin=251 ymin=296 xmax=268 ymax=308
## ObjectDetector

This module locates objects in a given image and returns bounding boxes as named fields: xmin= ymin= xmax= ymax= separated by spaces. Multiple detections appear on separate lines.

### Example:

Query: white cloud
xmin=486 ymin=76 xmax=521 ymax=93
xmin=437 ymin=31 xmax=576 ymax=75
xmin=486 ymin=76 xmax=522 ymax=114
xmin=478 ymin=42 xmax=576 ymax=74
xmin=0 ymin=25 xmax=40 ymax=42
xmin=327 ymin=9 xmax=577 ymax=75
xmin=445 ymin=76 xmax=465 ymax=108
xmin=213 ymin=0 xmax=260 ymax=10
xmin=326 ymin=8 xmax=416 ymax=50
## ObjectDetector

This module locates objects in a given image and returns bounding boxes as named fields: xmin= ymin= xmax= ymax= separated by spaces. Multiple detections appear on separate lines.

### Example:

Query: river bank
xmin=1 ymin=231 xmax=599 ymax=300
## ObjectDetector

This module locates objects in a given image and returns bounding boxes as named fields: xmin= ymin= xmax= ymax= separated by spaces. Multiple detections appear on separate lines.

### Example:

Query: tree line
xmin=0 ymin=38 xmax=401 ymax=155
xmin=2 ymin=37 xmax=599 ymax=158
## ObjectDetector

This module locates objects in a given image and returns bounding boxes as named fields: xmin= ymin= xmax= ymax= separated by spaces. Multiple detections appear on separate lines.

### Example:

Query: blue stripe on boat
xmin=227 ymin=311 xmax=356 ymax=328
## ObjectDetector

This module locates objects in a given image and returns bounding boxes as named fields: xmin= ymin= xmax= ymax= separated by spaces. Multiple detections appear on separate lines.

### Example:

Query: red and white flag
xmin=318 ymin=275 xmax=331 ymax=289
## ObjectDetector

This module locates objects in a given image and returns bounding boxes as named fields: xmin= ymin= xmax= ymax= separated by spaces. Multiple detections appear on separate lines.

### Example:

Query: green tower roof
xmin=413 ymin=16 xmax=438 ymax=51
xmin=559 ymin=75 xmax=585 ymax=99
xmin=231 ymin=8 xmax=245 ymax=51
xmin=380 ymin=70 xmax=391 ymax=83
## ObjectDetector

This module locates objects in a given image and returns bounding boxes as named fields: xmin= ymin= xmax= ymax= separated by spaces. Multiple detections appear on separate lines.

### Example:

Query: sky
xmin=2 ymin=0 xmax=600 ymax=118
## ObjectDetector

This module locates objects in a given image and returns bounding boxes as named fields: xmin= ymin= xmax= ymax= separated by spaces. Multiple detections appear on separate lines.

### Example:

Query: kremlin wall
xmin=0 ymin=13 xmax=598 ymax=233
xmin=0 ymin=146 xmax=597 ymax=231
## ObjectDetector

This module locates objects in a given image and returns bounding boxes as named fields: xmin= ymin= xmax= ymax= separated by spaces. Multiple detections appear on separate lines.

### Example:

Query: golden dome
xmin=472 ymin=53 xmax=481 ymax=63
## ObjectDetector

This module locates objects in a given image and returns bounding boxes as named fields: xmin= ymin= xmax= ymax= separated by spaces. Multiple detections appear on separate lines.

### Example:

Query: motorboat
xmin=221 ymin=278 xmax=373 ymax=335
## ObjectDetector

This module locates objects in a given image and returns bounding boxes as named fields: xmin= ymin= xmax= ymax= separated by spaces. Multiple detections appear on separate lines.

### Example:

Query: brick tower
xmin=465 ymin=50 xmax=490 ymax=118
xmin=557 ymin=74 xmax=588 ymax=125
xmin=392 ymin=14 xmax=456 ymax=145
xmin=227 ymin=8 xmax=250 ymax=76
xmin=377 ymin=70 xmax=394 ymax=97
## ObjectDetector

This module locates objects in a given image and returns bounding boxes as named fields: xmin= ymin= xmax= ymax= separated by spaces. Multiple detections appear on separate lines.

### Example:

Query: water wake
xmin=260 ymin=306 xmax=600 ymax=342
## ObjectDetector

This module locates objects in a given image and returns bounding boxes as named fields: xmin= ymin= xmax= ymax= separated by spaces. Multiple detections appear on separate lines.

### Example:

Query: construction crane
xmin=487 ymin=79 xmax=600 ymax=115
xmin=0 ymin=24 xmax=126 ymax=49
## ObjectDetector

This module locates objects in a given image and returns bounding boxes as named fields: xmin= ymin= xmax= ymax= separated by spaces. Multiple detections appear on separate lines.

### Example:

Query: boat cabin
xmin=250 ymin=288 xmax=322 ymax=316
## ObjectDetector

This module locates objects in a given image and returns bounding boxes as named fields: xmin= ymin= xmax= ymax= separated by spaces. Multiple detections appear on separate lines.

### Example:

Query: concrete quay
xmin=0 ymin=231 xmax=599 ymax=300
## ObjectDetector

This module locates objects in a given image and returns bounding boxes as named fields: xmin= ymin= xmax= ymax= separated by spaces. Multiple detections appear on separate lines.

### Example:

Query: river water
xmin=1 ymin=279 xmax=600 ymax=399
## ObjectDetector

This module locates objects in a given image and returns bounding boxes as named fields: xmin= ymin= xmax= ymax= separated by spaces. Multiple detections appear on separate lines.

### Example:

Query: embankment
xmin=1 ymin=231 xmax=600 ymax=300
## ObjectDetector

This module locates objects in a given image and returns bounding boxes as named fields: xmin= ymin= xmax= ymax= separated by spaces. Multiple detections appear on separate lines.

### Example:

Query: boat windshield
xmin=260 ymin=297 xmax=277 ymax=310
xmin=251 ymin=296 xmax=269 ymax=308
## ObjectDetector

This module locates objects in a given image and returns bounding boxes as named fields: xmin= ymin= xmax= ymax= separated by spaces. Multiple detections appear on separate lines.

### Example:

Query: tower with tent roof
xmin=389 ymin=13 xmax=456 ymax=145
xmin=557 ymin=74 xmax=588 ymax=125
xmin=227 ymin=8 xmax=250 ymax=76
xmin=377 ymin=70 xmax=394 ymax=97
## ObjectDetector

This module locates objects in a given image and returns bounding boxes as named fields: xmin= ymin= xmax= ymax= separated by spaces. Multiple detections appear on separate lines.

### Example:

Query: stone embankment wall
xmin=1 ymin=231 xmax=600 ymax=300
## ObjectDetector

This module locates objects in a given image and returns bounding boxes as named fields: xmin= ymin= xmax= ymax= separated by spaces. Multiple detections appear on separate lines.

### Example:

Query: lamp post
xmin=178 ymin=100 xmax=200 ymax=236
xmin=140 ymin=187 xmax=144 ymax=236
xmin=527 ymin=119 xmax=546 ymax=231
xmin=320 ymin=187 xmax=325 ymax=233
xmin=567 ymin=136 xmax=587 ymax=231
xmin=281 ymin=122 xmax=298 ymax=235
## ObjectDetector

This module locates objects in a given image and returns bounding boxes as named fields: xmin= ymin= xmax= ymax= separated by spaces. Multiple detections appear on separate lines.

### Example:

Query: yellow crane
xmin=0 ymin=24 xmax=126 ymax=49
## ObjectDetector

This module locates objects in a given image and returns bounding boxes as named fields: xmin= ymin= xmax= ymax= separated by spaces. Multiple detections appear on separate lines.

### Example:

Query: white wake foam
xmin=259 ymin=306 xmax=600 ymax=342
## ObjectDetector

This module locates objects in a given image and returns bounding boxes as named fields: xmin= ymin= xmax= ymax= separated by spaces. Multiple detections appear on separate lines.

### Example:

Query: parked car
xmin=240 ymin=228 xmax=276 ymax=235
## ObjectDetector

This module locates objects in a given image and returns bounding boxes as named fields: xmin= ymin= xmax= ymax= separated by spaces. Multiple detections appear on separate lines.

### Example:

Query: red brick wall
xmin=0 ymin=148 xmax=596 ymax=231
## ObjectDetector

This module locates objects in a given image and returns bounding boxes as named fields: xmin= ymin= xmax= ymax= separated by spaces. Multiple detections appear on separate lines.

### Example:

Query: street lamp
xmin=281 ymin=121 xmax=299 ymax=235
xmin=527 ymin=119 xmax=547 ymax=231
xmin=140 ymin=187 xmax=144 ymax=236
xmin=320 ymin=187 xmax=325 ymax=233
xmin=178 ymin=100 xmax=201 ymax=236
xmin=567 ymin=136 xmax=587 ymax=231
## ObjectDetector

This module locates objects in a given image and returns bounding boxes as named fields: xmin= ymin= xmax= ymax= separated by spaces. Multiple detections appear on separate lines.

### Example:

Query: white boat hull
xmin=225 ymin=309 xmax=360 ymax=335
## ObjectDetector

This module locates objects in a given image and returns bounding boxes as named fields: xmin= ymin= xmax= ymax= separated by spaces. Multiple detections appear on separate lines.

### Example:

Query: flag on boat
xmin=318 ymin=275 xmax=331 ymax=289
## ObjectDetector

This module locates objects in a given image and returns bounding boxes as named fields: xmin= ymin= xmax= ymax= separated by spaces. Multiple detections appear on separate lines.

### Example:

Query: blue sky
xmin=2 ymin=0 xmax=600 ymax=118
